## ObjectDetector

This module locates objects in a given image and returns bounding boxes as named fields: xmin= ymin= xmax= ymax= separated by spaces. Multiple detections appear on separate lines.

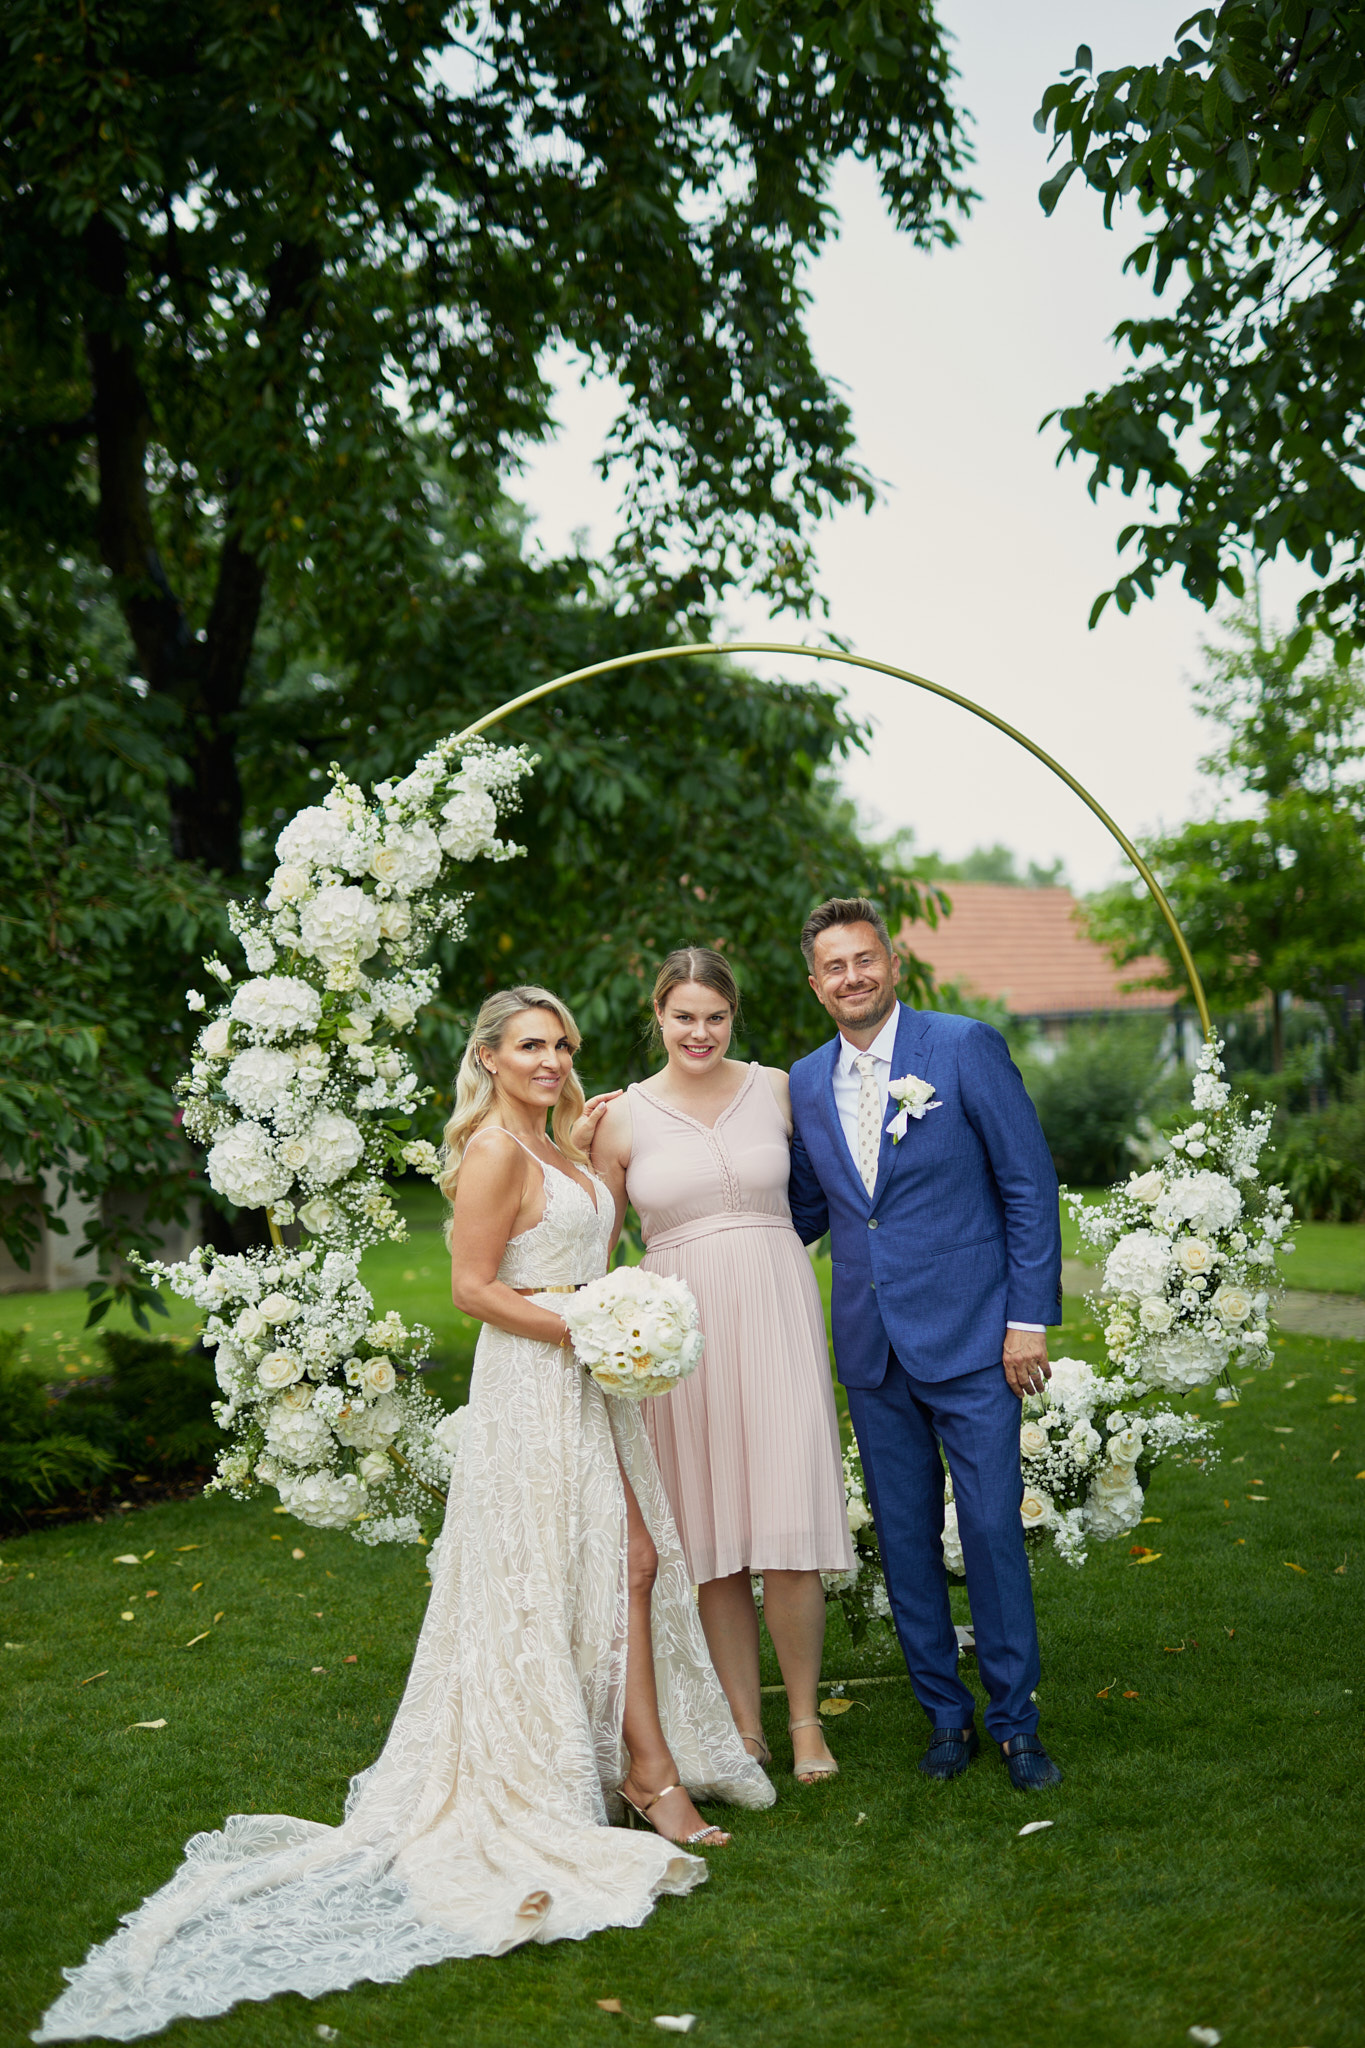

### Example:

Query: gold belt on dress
xmin=511 ymin=1283 xmax=587 ymax=1294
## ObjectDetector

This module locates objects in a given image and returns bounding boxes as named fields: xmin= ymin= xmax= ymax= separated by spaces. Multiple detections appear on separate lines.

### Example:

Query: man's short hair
xmin=801 ymin=896 xmax=896 ymax=970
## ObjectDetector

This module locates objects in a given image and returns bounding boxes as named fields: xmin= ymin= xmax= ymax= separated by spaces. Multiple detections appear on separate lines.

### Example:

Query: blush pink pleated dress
xmin=626 ymin=1064 xmax=854 ymax=1585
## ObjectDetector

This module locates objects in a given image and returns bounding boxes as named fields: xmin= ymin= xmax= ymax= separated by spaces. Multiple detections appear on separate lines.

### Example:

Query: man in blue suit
xmin=788 ymin=896 xmax=1064 ymax=1789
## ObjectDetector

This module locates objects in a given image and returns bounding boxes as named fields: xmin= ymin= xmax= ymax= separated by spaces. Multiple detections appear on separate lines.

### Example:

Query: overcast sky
xmin=515 ymin=1 xmax=1303 ymax=891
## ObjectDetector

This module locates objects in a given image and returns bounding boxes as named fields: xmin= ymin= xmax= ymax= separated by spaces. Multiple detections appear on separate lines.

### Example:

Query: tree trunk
xmin=81 ymin=216 xmax=304 ymax=876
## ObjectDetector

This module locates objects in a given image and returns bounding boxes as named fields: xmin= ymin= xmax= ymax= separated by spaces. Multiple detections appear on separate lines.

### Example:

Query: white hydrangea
xmin=264 ymin=1401 xmax=335 ymax=1468
xmin=298 ymin=885 xmax=383 ymax=971
xmin=1143 ymin=1328 xmax=1225 ymax=1392
xmin=276 ymin=1469 xmax=369 ymax=1529
xmin=1104 ymin=1230 xmax=1173 ymax=1300
xmin=301 ymin=1110 xmax=366 ymax=1184
xmin=1155 ymin=1170 xmax=1243 ymax=1235
xmin=276 ymin=805 xmax=367 ymax=874
xmin=333 ymin=1393 xmax=403 ymax=1450
xmin=432 ymin=1406 xmax=467 ymax=1462
xmin=230 ymin=975 xmax=322 ymax=1042
xmin=207 ymin=1122 xmax=290 ymax=1209
xmin=370 ymin=821 xmax=442 ymax=894
xmin=438 ymin=784 xmax=499 ymax=859
xmin=223 ymin=1047 xmax=297 ymax=1120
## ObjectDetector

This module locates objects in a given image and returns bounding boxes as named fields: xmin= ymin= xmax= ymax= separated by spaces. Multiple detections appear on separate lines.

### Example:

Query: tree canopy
xmin=1036 ymin=4 xmax=1365 ymax=646
xmin=1 ymin=0 xmax=971 ymax=872
xmin=1086 ymin=602 xmax=1365 ymax=1067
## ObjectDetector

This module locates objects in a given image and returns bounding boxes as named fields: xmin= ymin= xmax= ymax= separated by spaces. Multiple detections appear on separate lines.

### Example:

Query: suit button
xmin=868 ymin=1218 xmax=878 ymax=1229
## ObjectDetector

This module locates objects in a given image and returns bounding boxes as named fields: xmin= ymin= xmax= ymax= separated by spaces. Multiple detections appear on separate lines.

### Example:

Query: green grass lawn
xmin=1061 ymin=1191 xmax=1363 ymax=1296
xmin=3 ymin=1312 xmax=1363 ymax=2048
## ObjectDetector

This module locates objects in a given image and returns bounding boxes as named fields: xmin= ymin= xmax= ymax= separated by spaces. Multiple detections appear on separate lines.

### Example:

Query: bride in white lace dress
xmin=36 ymin=984 xmax=772 ymax=2044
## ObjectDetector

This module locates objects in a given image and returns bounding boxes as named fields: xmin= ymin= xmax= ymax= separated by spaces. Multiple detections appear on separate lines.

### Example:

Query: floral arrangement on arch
xmin=821 ymin=1038 xmax=1293 ymax=1624
xmin=146 ymin=737 xmax=534 ymax=1543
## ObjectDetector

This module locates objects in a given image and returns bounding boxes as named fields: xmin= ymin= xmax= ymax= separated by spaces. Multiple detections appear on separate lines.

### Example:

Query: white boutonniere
xmin=886 ymin=1073 xmax=941 ymax=1141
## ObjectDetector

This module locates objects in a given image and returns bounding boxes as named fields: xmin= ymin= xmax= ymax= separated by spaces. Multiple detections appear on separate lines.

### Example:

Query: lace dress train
xmin=35 ymin=1165 xmax=771 ymax=2043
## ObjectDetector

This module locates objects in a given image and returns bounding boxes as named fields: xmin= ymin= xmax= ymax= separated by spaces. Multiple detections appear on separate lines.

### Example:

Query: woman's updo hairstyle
xmin=649 ymin=946 xmax=742 ymax=1053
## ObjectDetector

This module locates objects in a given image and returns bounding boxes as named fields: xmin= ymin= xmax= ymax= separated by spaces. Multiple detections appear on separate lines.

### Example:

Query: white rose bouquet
xmin=1067 ymin=1038 xmax=1294 ymax=1397
xmin=560 ymin=1267 xmax=704 ymax=1399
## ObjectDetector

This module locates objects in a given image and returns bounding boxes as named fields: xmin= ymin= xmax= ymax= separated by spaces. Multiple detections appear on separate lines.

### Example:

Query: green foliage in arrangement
xmin=1037 ymin=5 xmax=1365 ymax=647
xmin=2 ymin=1329 xmax=1361 ymax=2048
xmin=1086 ymin=607 xmax=1365 ymax=1069
xmin=1019 ymin=1022 xmax=1178 ymax=1188
xmin=0 ymin=0 xmax=971 ymax=874
xmin=0 ymin=565 xmax=227 ymax=1305
xmin=0 ymin=1328 xmax=218 ymax=1529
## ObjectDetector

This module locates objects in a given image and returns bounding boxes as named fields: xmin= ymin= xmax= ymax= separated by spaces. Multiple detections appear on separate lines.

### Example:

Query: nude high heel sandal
xmin=621 ymin=1781 xmax=731 ymax=1847
xmin=788 ymin=1717 xmax=840 ymax=1784
xmin=738 ymin=1729 xmax=772 ymax=1768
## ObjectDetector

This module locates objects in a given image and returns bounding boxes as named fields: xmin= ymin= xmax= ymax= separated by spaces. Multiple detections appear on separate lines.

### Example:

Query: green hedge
xmin=0 ymin=1329 xmax=218 ymax=1528
xmin=1275 ymin=1070 xmax=1365 ymax=1221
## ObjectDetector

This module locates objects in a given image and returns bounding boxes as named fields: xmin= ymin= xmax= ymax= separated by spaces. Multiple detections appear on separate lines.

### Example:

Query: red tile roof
xmin=900 ymin=883 xmax=1175 ymax=1018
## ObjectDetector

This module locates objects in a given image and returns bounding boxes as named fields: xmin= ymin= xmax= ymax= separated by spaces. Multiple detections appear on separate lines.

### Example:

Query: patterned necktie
xmin=854 ymin=1052 xmax=880 ymax=1197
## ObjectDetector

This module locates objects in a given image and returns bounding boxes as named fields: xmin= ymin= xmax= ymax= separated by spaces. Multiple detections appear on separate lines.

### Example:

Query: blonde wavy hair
xmin=439 ymin=986 xmax=588 ymax=1222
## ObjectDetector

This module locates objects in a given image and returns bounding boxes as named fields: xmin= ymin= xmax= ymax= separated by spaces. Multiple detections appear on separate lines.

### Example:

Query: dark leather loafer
xmin=1003 ymin=1733 xmax=1063 ymax=1790
xmin=918 ymin=1725 xmax=979 ymax=1779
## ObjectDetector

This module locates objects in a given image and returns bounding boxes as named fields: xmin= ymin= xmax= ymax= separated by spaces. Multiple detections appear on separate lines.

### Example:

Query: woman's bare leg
xmin=696 ymin=1571 xmax=767 ymax=1758
xmin=762 ymin=1569 xmax=838 ymax=1781
xmin=617 ymin=1462 xmax=728 ymax=1843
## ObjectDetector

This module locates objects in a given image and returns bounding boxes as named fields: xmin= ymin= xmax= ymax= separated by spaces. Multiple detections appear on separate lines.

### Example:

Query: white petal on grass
xmin=126 ymin=1719 xmax=167 ymax=1731
xmin=1188 ymin=2031 xmax=1221 ymax=2046
xmin=113 ymin=1554 xmax=139 ymax=1565
xmin=316 ymin=2029 xmax=339 ymax=2042
xmin=653 ymin=2020 xmax=697 ymax=2035
xmin=1017 ymin=1820 xmax=1054 ymax=1837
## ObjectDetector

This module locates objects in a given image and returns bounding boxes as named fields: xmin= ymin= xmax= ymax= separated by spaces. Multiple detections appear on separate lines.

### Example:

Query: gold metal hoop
xmin=452 ymin=638 xmax=1212 ymax=1038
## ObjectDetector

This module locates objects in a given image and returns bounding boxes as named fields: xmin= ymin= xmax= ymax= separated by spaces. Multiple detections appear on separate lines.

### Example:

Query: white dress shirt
xmin=832 ymin=1003 xmax=1043 ymax=1333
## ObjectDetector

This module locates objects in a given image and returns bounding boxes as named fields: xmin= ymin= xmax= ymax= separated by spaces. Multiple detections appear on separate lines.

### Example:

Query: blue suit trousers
xmin=845 ymin=1352 xmax=1041 ymax=1744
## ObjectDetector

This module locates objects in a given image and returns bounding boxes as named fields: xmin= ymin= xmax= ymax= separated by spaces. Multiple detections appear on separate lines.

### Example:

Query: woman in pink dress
xmin=592 ymin=948 xmax=853 ymax=1784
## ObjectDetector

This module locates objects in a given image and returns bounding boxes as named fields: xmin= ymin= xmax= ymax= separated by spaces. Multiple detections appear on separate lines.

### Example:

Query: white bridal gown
xmin=36 ymin=1160 xmax=772 ymax=2043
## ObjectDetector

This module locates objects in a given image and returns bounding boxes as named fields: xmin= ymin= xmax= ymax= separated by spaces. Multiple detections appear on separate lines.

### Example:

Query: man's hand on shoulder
xmin=1002 ymin=1327 xmax=1051 ymax=1400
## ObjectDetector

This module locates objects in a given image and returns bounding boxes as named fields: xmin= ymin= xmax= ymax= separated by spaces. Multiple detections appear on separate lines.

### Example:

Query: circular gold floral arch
xmin=449 ymin=639 xmax=1213 ymax=1038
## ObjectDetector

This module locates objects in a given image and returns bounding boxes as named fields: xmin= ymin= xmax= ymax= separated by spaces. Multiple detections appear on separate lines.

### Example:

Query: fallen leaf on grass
xmin=273 ymin=1506 xmax=290 ymax=1515
xmin=120 ymin=1611 xmax=135 ymax=1622
xmin=855 ymin=1812 xmax=867 ymax=1824
xmin=1224 ymin=1627 xmax=1235 ymax=1638
xmin=191 ymin=1582 xmax=203 ymax=1592
xmin=1164 ymin=1642 xmax=1186 ymax=1654
xmin=312 ymin=1666 xmax=327 ymax=1674
xmin=126 ymin=1719 xmax=166 ymax=1731
xmin=596 ymin=1999 xmax=623 ymax=2013
xmin=1284 ymin=1562 xmax=1307 ymax=1575
xmin=1095 ymin=1679 xmax=1117 ymax=1699
xmin=77 ymin=1671 xmax=108 ymax=1686
xmin=185 ymin=1632 xmax=210 ymax=1648
xmin=1122 ymin=1691 xmax=1139 ymax=1699
xmin=1270 ymin=1426 xmax=1293 ymax=1433
xmin=653 ymin=2019 xmax=696 ymax=2035
xmin=213 ymin=1611 xmax=224 ymax=1622
xmin=113 ymin=1555 xmax=139 ymax=1566
xmin=344 ymin=1655 xmax=357 ymax=1664
xmin=1129 ymin=1552 xmax=1163 ymax=1566
xmin=1139 ymin=1516 xmax=1162 ymax=1524
xmin=270 ymin=1536 xmax=283 ymax=1543
xmin=144 ymin=1590 xmax=159 ymax=1600
xmin=820 ymin=1696 xmax=864 ymax=1717
xmin=176 ymin=1545 xmax=200 ymax=1553
xmin=4 ymin=1641 xmax=25 ymax=1650
xmin=1327 ymin=1393 xmax=1356 ymax=1404
xmin=292 ymin=1548 xmax=306 ymax=1560
xmin=142 ymin=1551 xmax=154 ymax=1561
xmin=1330 ymin=1451 xmax=1341 ymax=1464
xmin=1247 ymin=1495 xmax=1269 ymax=1502
xmin=1129 ymin=1544 xmax=1154 ymax=1556
xmin=1188 ymin=2030 xmax=1221 ymax=2046
xmin=1355 ymin=1471 xmax=1365 ymax=1480
xmin=316 ymin=2029 xmax=338 ymax=2042
xmin=1017 ymin=1821 xmax=1053 ymax=1837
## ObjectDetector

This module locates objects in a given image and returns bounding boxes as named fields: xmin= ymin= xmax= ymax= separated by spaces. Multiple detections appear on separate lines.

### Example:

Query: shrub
xmin=1275 ymin=1071 xmax=1365 ymax=1222
xmin=0 ymin=1328 xmax=219 ymax=1528
xmin=1019 ymin=1022 xmax=1178 ymax=1187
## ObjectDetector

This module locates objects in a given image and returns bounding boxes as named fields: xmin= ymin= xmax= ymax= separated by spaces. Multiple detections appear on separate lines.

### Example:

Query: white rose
xmin=298 ymin=885 xmax=383 ymax=971
xmin=1139 ymin=1296 xmax=1175 ymax=1333
xmin=941 ymin=1498 xmax=965 ymax=1576
xmin=1018 ymin=1421 xmax=1050 ymax=1460
xmin=1104 ymin=1230 xmax=1173 ymax=1300
xmin=378 ymin=900 xmax=412 ymax=944
xmin=199 ymin=1018 xmax=233 ymax=1060
xmin=1126 ymin=1170 xmax=1164 ymax=1204
xmin=265 ymin=862 xmax=311 ymax=909
xmin=258 ymin=1349 xmax=304 ymax=1390
xmin=234 ymin=1306 xmax=268 ymax=1344
xmin=298 ymin=1196 xmax=342 ymax=1234
xmin=1020 ymin=1487 xmax=1054 ymax=1531
xmin=362 ymin=1356 xmax=397 ymax=1395
xmin=231 ymin=975 xmax=322 ymax=1043
xmin=846 ymin=1496 xmax=872 ymax=1535
xmin=207 ymin=1122 xmax=290 ymax=1210
xmin=1176 ymin=1237 xmax=1215 ymax=1275
xmin=1094 ymin=1458 xmax=1137 ymax=1497
xmin=384 ymin=995 xmax=417 ymax=1030
xmin=1107 ymin=1426 xmax=1144 ymax=1465
xmin=357 ymin=1450 xmax=393 ymax=1485
xmin=433 ymin=1407 xmax=467 ymax=1459
xmin=258 ymin=1291 xmax=301 ymax=1325
xmin=301 ymin=1110 xmax=366 ymax=1185
xmin=277 ymin=1382 xmax=314 ymax=1411
xmin=1211 ymin=1283 xmax=1252 ymax=1324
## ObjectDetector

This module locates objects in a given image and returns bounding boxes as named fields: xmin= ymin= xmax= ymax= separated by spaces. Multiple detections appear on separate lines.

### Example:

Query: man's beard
xmin=830 ymin=984 xmax=897 ymax=1032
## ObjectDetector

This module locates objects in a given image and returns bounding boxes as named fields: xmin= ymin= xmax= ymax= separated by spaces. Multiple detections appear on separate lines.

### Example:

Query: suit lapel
xmin=870 ymin=1004 xmax=934 ymax=1214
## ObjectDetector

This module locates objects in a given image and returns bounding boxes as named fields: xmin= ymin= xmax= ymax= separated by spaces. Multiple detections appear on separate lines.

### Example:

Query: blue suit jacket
xmin=788 ymin=1004 xmax=1061 ymax=1387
